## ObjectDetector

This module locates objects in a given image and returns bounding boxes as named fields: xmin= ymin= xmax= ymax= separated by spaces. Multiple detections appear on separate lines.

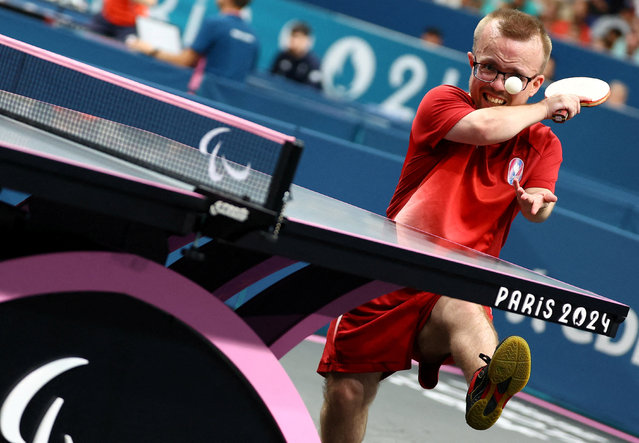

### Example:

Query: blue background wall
xmin=1 ymin=0 xmax=638 ymax=436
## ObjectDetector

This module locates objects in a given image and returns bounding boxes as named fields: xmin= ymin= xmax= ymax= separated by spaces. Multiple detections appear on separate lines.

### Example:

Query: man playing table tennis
xmin=318 ymin=9 xmax=583 ymax=441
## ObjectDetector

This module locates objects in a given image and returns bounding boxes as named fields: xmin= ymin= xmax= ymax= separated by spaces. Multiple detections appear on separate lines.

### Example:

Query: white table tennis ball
xmin=505 ymin=76 xmax=523 ymax=94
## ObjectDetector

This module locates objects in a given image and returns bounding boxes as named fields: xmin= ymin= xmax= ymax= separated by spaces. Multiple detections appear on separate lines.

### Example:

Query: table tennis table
xmin=0 ymin=106 xmax=627 ymax=336
xmin=0 ymin=34 xmax=629 ymax=442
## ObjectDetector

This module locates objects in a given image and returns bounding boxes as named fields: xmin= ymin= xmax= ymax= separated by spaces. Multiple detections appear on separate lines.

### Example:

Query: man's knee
xmin=324 ymin=373 xmax=381 ymax=410
xmin=433 ymin=297 xmax=491 ymax=327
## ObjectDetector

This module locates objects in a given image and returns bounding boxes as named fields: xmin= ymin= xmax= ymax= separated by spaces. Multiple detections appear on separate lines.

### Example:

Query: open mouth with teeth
xmin=484 ymin=93 xmax=507 ymax=106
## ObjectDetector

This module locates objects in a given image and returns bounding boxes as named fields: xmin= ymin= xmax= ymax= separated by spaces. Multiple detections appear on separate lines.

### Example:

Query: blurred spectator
xmin=547 ymin=0 xmax=592 ymax=47
xmin=607 ymin=79 xmax=629 ymax=106
xmin=128 ymin=0 xmax=258 ymax=85
xmin=420 ymin=26 xmax=444 ymax=45
xmin=590 ymin=8 xmax=631 ymax=44
xmin=270 ymin=21 xmax=323 ymax=90
xmin=481 ymin=0 xmax=543 ymax=16
xmin=586 ymin=0 xmax=614 ymax=25
xmin=539 ymin=0 xmax=560 ymax=30
xmin=432 ymin=0 xmax=463 ymax=7
xmin=600 ymin=4 xmax=639 ymax=59
xmin=612 ymin=23 xmax=639 ymax=62
xmin=592 ymin=25 xmax=624 ymax=50
xmin=89 ymin=0 xmax=156 ymax=41
xmin=602 ymin=0 xmax=631 ymax=15
xmin=429 ymin=0 xmax=639 ymax=64
xmin=431 ymin=0 xmax=482 ymax=12
xmin=461 ymin=0 xmax=483 ymax=10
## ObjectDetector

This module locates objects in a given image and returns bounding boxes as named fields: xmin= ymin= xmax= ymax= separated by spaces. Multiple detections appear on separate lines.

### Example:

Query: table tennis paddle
xmin=544 ymin=77 xmax=610 ymax=123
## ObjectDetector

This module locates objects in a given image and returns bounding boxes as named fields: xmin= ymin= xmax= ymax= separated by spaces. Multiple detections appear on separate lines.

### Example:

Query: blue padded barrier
xmin=356 ymin=121 xmax=410 ymax=158
xmin=185 ymin=92 xmax=299 ymax=136
xmin=549 ymin=103 xmax=639 ymax=194
xmin=199 ymin=73 xmax=413 ymax=158
xmin=292 ymin=127 xmax=404 ymax=216
xmin=556 ymin=169 xmax=639 ymax=235
xmin=198 ymin=75 xmax=364 ymax=142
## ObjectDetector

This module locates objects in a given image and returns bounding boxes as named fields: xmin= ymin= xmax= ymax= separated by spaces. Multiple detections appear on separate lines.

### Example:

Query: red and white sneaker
xmin=465 ymin=336 xmax=531 ymax=430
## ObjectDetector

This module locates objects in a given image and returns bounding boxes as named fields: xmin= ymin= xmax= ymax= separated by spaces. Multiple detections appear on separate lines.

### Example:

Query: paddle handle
xmin=552 ymin=109 xmax=568 ymax=123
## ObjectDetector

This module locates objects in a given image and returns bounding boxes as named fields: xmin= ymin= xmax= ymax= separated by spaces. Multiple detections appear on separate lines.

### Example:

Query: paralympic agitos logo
xmin=0 ymin=357 xmax=87 ymax=443
xmin=199 ymin=127 xmax=251 ymax=183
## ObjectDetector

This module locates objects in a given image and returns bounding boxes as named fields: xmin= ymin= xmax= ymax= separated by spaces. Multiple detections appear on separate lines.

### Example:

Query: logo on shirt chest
xmin=506 ymin=157 xmax=524 ymax=185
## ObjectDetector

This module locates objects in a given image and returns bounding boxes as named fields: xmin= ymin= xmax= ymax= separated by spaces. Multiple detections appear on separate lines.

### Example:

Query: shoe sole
xmin=466 ymin=336 xmax=531 ymax=431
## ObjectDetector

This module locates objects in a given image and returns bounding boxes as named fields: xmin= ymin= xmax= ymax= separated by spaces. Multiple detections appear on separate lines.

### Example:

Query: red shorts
xmin=317 ymin=288 xmax=493 ymax=389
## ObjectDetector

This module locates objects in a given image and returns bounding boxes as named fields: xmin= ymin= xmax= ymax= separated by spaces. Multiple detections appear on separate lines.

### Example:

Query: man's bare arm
xmin=446 ymin=95 xmax=582 ymax=146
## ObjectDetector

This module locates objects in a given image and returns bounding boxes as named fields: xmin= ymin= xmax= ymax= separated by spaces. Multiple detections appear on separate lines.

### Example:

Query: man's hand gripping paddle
xmin=544 ymin=77 xmax=610 ymax=123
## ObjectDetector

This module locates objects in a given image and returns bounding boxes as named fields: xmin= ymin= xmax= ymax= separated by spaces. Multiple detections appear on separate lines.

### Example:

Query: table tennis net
xmin=0 ymin=35 xmax=300 ymax=211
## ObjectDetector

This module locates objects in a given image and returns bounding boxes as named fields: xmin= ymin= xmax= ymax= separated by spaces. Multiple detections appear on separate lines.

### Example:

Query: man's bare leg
xmin=320 ymin=372 xmax=382 ymax=443
xmin=415 ymin=296 xmax=498 ymax=382
xmin=416 ymin=295 xmax=530 ymax=430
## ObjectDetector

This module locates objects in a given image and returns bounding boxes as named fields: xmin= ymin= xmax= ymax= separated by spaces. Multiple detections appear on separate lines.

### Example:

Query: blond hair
xmin=473 ymin=9 xmax=552 ymax=71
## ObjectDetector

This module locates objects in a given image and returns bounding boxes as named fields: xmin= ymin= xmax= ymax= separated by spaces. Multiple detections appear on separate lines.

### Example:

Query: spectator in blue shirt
xmin=270 ymin=21 xmax=323 ymax=90
xmin=128 ymin=0 xmax=258 ymax=82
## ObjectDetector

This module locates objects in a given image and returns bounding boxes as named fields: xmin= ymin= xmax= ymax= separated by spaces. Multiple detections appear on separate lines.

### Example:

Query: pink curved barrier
xmin=0 ymin=251 xmax=319 ymax=442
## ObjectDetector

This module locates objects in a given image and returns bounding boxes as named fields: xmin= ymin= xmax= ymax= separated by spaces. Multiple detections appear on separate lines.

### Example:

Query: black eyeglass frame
xmin=471 ymin=56 xmax=537 ymax=91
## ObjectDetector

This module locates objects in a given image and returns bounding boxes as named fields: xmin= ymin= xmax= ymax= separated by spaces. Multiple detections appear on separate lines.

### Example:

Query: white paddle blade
xmin=545 ymin=77 xmax=610 ymax=123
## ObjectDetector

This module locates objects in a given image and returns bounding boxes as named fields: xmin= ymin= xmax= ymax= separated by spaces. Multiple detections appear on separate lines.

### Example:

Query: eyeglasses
xmin=472 ymin=58 xmax=536 ymax=91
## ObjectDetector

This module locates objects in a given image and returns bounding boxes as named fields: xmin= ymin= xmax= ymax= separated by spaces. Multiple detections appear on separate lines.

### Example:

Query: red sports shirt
xmin=102 ymin=0 xmax=148 ymax=27
xmin=387 ymin=85 xmax=562 ymax=257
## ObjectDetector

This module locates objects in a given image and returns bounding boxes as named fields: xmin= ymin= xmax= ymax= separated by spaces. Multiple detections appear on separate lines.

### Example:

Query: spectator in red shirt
xmin=89 ymin=0 xmax=156 ymax=41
